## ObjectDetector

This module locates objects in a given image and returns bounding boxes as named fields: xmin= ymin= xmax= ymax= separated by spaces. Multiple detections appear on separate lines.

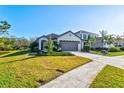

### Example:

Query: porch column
xmin=39 ymin=39 xmax=41 ymax=50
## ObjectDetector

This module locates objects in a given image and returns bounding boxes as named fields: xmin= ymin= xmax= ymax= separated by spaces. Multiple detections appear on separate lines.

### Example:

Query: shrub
xmin=29 ymin=42 xmax=39 ymax=52
xmin=37 ymin=52 xmax=74 ymax=56
xmin=101 ymin=50 xmax=109 ymax=55
xmin=94 ymin=47 xmax=108 ymax=51
xmin=120 ymin=47 xmax=124 ymax=51
xmin=109 ymin=47 xmax=121 ymax=52
xmin=83 ymin=46 xmax=91 ymax=52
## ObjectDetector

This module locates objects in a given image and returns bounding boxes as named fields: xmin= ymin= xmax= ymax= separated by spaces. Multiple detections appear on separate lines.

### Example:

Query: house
xmin=117 ymin=36 xmax=124 ymax=47
xmin=91 ymin=37 xmax=114 ymax=49
xmin=37 ymin=30 xmax=98 ymax=51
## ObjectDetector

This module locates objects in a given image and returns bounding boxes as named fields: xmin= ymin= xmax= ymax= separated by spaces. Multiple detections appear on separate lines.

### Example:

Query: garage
xmin=60 ymin=41 xmax=79 ymax=51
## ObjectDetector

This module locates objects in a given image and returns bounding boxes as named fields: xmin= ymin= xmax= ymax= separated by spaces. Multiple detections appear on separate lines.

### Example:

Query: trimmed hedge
xmin=38 ymin=52 xmax=75 ymax=56
xmin=83 ymin=46 xmax=91 ymax=52
xmin=109 ymin=47 xmax=121 ymax=52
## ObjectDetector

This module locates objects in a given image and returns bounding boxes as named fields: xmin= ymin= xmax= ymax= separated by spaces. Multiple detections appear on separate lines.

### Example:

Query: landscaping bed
xmin=37 ymin=52 xmax=75 ymax=56
xmin=90 ymin=65 xmax=124 ymax=88
xmin=0 ymin=51 xmax=91 ymax=88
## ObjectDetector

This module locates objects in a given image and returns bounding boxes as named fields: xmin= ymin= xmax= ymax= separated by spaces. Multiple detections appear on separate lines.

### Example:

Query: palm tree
xmin=106 ymin=34 xmax=115 ymax=47
xmin=99 ymin=30 xmax=108 ymax=47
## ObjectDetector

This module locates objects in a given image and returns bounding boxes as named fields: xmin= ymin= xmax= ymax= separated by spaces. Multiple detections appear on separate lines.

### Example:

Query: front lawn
xmin=90 ymin=65 xmax=124 ymax=88
xmin=0 ymin=50 xmax=91 ymax=88
xmin=0 ymin=51 xmax=10 ymax=56
xmin=90 ymin=50 xmax=124 ymax=56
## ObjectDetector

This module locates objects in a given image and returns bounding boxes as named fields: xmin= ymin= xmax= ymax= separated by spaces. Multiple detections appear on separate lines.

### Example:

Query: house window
xmin=88 ymin=34 xmax=91 ymax=38
xmin=83 ymin=34 xmax=87 ymax=40
xmin=84 ymin=42 xmax=86 ymax=46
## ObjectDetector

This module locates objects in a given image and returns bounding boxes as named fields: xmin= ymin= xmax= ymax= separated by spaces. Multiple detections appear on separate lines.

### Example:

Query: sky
xmin=0 ymin=5 xmax=124 ymax=38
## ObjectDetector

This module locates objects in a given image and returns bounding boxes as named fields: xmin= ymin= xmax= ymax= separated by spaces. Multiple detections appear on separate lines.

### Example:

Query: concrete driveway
xmin=41 ymin=52 xmax=124 ymax=88
xmin=71 ymin=52 xmax=124 ymax=69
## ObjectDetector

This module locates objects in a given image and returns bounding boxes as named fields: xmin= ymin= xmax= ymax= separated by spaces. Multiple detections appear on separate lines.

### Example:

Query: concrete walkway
xmin=41 ymin=52 xmax=124 ymax=88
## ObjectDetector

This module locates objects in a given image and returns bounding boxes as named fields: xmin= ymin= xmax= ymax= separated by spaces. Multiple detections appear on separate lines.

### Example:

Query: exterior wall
xmin=103 ymin=43 xmax=114 ymax=48
xmin=76 ymin=32 xmax=81 ymax=38
xmin=38 ymin=37 xmax=48 ymax=50
xmin=92 ymin=39 xmax=103 ymax=48
xmin=118 ymin=40 xmax=124 ymax=46
xmin=81 ymin=41 xmax=84 ymax=50
xmin=75 ymin=32 xmax=98 ymax=40
xmin=92 ymin=39 xmax=114 ymax=49
xmin=58 ymin=32 xmax=82 ymax=51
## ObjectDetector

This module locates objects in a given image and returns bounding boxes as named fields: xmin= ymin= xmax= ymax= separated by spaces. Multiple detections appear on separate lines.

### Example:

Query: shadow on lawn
xmin=2 ymin=50 xmax=30 ymax=57
xmin=0 ymin=56 xmax=36 ymax=65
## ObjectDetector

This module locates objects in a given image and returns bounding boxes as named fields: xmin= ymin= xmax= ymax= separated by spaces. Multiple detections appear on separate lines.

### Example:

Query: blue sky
xmin=0 ymin=5 xmax=124 ymax=38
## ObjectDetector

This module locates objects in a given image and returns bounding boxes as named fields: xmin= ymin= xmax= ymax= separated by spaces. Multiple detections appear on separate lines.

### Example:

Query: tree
xmin=0 ymin=37 xmax=16 ymax=50
xmin=14 ymin=37 xmax=29 ymax=50
xmin=29 ymin=41 xmax=38 ymax=52
xmin=46 ymin=36 xmax=53 ymax=54
xmin=99 ymin=30 xmax=108 ymax=46
xmin=85 ymin=36 xmax=96 ymax=48
xmin=53 ymin=41 xmax=61 ymax=51
xmin=115 ymin=35 xmax=123 ymax=47
xmin=99 ymin=30 xmax=108 ymax=47
xmin=0 ymin=21 xmax=11 ymax=50
xmin=0 ymin=21 xmax=11 ymax=35
xmin=106 ymin=34 xmax=115 ymax=46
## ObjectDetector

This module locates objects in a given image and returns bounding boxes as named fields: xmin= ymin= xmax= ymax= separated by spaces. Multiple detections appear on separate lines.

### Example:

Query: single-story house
xmin=36 ymin=30 xmax=99 ymax=51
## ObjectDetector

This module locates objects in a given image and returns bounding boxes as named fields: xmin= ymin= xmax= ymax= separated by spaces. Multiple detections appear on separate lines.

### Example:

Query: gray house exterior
xmin=37 ymin=30 xmax=99 ymax=51
xmin=91 ymin=37 xmax=114 ymax=49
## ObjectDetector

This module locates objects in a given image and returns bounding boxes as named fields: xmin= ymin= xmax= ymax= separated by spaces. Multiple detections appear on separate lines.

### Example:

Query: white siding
xmin=58 ymin=32 xmax=81 ymax=42
xmin=38 ymin=37 xmax=48 ymax=50
xmin=58 ymin=32 xmax=82 ymax=51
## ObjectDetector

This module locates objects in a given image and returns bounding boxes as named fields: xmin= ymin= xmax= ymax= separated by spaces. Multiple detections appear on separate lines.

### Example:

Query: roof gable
xmin=59 ymin=31 xmax=81 ymax=40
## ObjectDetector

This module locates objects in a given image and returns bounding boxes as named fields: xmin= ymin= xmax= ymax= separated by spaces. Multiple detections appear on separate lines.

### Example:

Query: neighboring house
xmin=117 ymin=36 xmax=124 ymax=47
xmin=92 ymin=37 xmax=114 ymax=49
xmin=92 ymin=35 xmax=124 ymax=48
xmin=37 ymin=30 xmax=98 ymax=51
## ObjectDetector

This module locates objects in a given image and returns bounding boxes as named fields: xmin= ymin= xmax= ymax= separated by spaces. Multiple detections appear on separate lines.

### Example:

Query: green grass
xmin=90 ymin=65 xmax=124 ymax=88
xmin=90 ymin=50 xmax=124 ymax=56
xmin=107 ymin=52 xmax=124 ymax=56
xmin=90 ymin=50 xmax=103 ymax=55
xmin=0 ymin=50 xmax=91 ymax=88
xmin=0 ymin=51 xmax=10 ymax=56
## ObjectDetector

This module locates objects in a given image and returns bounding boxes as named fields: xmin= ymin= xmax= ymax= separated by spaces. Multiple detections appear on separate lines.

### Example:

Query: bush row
xmin=37 ymin=52 xmax=75 ymax=56
xmin=83 ymin=45 xmax=123 ymax=52
xmin=109 ymin=47 xmax=121 ymax=52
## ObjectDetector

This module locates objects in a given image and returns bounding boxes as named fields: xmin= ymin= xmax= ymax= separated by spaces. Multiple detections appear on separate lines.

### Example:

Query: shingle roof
xmin=46 ymin=33 xmax=59 ymax=39
xmin=36 ymin=33 xmax=59 ymax=41
xmin=36 ymin=30 xmax=98 ymax=42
